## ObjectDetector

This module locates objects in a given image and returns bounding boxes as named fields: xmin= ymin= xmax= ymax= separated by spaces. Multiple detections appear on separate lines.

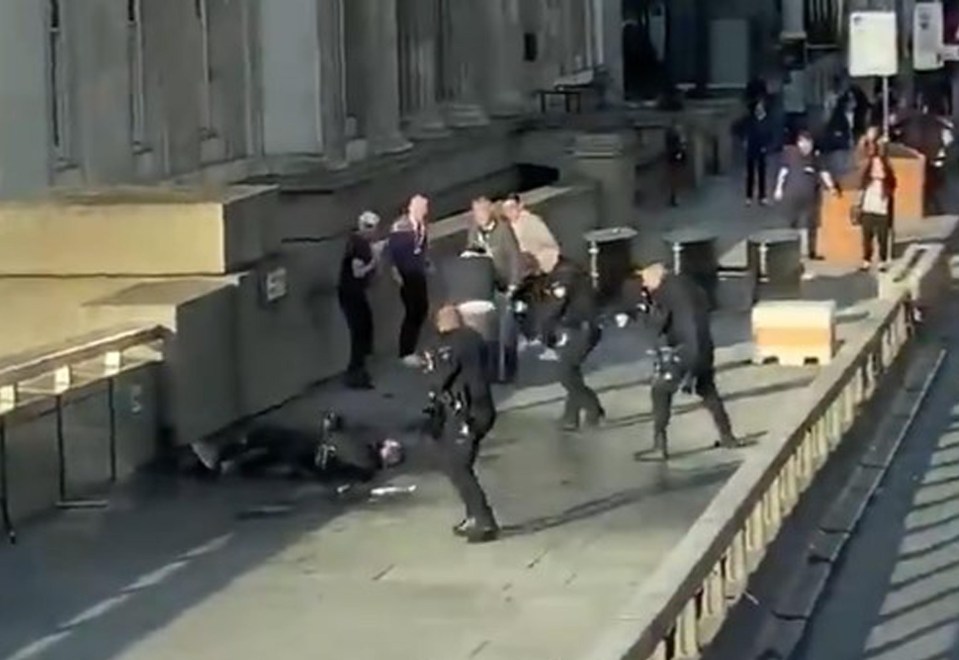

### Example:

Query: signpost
xmin=849 ymin=11 xmax=899 ymax=137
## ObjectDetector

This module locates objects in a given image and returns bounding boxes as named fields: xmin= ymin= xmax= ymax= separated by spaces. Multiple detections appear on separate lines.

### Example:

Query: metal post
xmin=883 ymin=76 xmax=890 ymax=139
xmin=0 ymin=418 xmax=14 ymax=544
xmin=55 ymin=395 xmax=66 ymax=501
xmin=108 ymin=378 xmax=117 ymax=483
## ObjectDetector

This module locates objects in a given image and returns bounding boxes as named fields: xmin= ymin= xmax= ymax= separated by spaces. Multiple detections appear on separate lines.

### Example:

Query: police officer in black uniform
xmin=424 ymin=306 xmax=499 ymax=543
xmin=539 ymin=258 xmax=605 ymax=431
xmin=622 ymin=263 xmax=741 ymax=459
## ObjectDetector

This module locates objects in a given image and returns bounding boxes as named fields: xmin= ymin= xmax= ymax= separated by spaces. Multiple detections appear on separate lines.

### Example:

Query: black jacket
xmin=430 ymin=326 xmax=494 ymax=410
xmin=538 ymin=259 xmax=598 ymax=340
xmin=647 ymin=274 xmax=714 ymax=371
xmin=244 ymin=425 xmax=381 ymax=483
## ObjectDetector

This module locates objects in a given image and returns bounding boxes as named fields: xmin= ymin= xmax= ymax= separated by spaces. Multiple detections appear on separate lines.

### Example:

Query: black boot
xmin=467 ymin=526 xmax=499 ymax=544
xmin=343 ymin=368 xmax=373 ymax=390
xmin=584 ymin=406 xmax=606 ymax=428
xmin=653 ymin=430 xmax=669 ymax=460
xmin=559 ymin=405 xmax=581 ymax=432
xmin=453 ymin=517 xmax=499 ymax=543
xmin=715 ymin=433 xmax=746 ymax=449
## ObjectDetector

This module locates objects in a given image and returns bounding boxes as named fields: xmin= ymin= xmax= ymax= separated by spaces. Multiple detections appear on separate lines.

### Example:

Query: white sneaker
xmin=539 ymin=348 xmax=560 ymax=362
xmin=401 ymin=354 xmax=423 ymax=368
xmin=801 ymin=271 xmax=815 ymax=281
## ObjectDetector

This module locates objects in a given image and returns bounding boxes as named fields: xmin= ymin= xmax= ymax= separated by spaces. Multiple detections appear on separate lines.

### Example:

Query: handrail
xmin=0 ymin=325 xmax=166 ymax=412
xmin=0 ymin=324 xmax=164 ymax=387
xmin=0 ymin=323 xmax=166 ymax=544
xmin=582 ymin=290 xmax=915 ymax=660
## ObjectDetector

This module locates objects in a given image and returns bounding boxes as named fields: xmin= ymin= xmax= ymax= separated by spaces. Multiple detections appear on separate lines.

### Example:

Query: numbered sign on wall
xmin=849 ymin=12 xmax=899 ymax=77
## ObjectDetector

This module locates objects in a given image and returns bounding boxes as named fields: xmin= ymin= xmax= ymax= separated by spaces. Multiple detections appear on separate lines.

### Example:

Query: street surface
xmin=0 ymin=171 xmax=885 ymax=660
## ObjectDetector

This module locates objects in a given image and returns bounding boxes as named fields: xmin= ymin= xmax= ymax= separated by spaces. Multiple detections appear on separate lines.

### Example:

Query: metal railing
xmin=0 ymin=324 xmax=165 ymax=544
xmin=584 ymin=290 xmax=916 ymax=660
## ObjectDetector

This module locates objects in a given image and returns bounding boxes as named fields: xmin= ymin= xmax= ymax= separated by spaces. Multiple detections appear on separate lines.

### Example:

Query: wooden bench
xmin=752 ymin=300 xmax=837 ymax=366
xmin=537 ymin=67 xmax=607 ymax=114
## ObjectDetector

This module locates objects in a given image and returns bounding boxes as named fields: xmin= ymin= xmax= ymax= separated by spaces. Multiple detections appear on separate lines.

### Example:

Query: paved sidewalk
xmin=0 ymin=171 xmax=890 ymax=660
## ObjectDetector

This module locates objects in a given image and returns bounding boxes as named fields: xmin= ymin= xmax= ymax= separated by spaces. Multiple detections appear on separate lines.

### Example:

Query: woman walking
xmin=855 ymin=151 xmax=896 ymax=272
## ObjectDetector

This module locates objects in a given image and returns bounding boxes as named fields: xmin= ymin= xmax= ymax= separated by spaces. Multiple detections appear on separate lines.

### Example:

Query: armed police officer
xmin=424 ymin=305 xmax=499 ymax=543
xmin=539 ymin=258 xmax=605 ymax=431
xmin=622 ymin=263 xmax=741 ymax=459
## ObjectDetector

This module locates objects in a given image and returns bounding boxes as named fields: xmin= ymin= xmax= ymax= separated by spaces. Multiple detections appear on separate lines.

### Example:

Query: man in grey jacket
xmin=464 ymin=196 xmax=522 ymax=292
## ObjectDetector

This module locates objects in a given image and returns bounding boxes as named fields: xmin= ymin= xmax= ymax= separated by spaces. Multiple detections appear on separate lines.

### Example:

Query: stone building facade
xmin=0 ymin=0 xmax=603 ymax=199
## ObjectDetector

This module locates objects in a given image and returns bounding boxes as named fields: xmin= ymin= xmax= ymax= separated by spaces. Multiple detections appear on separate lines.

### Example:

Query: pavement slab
xmin=0 ymin=171 xmax=893 ymax=660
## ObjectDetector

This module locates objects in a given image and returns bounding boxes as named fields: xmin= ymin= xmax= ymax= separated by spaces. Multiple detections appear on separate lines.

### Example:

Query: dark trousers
xmin=860 ymin=212 xmax=891 ymax=263
xmin=925 ymin=166 xmax=944 ymax=215
xmin=399 ymin=271 xmax=429 ymax=357
xmin=338 ymin=288 xmax=373 ymax=373
xmin=558 ymin=326 xmax=603 ymax=423
xmin=440 ymin=403 xmax=496 ymax=528
xmin=651 ymin=367 xmax=733 ymax=441
xmin=745 ymin=151 xmax=767 ymax=200
xmin=513 ymin=274 xmax=548 ymax=340
xmin=667 ymin=162 xmax=684 ymax=204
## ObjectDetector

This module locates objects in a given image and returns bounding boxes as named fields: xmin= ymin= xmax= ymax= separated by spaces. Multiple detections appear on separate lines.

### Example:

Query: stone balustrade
xmin=580 ymin=232 xmax=956 ymax=660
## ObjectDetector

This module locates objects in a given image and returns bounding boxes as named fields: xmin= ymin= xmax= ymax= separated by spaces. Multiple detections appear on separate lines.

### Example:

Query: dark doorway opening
xmin=622 ymin=0 xmax=667 ymax=100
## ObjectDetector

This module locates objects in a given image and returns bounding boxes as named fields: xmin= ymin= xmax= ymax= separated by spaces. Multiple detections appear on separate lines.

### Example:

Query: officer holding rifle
xmin=618 ymin=263 xmax=742 ymax=459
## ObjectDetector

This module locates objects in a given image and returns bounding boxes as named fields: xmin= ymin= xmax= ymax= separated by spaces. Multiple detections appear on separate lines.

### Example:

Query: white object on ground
xmin=370 ymin=485 xmax=418 ymax=497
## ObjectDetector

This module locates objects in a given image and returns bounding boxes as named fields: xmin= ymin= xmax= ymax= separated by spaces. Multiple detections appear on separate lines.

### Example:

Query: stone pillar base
xmin=407 ymin=114 xmax=451 ymax=140
xmin=369 ymin=132 xmax=413 ymax=155
xmin=446 ymin=103 xmax=489 ymax=128
xmin=487 ymin=93 xmax=527 ymax=118
xmin=571 ymin=132 xmax=638 ymax=229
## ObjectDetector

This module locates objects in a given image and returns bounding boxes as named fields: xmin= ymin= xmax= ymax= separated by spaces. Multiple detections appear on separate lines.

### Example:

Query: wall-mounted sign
xmin=129 ymin=384 xmax=143 ymax=415
xmin=941 ymin=0 xmax=959 ymax=60
xmin=263 ymin=267 xmax=288 ymax=304
xmin=914 ymin=2 xmax=945 ymax=70
xmin=849 ymin=11 xmax=899 ymax=77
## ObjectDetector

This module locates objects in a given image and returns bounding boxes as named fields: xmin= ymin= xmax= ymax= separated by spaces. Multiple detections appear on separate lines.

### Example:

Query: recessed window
xmin=48 ymin=0 xmax=75 ymax=164
xmin=128 ymin=0 xmax=148 ymax=150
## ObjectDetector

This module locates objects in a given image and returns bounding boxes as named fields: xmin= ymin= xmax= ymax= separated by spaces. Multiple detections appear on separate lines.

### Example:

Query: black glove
xmin=636 ymin=287 xmax=654 ymax=315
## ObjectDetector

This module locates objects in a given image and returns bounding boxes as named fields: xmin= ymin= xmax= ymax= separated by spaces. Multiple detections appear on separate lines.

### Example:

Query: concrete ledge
xmin=0 ymin=185 xmax=280 ymax=276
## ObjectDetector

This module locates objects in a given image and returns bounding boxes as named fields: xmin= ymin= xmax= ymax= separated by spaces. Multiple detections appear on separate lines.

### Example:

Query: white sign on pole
xmin=849 ymin=11 xmax=899 ymax=77
xmin=914 ymin=2 xmax=944 ymax=70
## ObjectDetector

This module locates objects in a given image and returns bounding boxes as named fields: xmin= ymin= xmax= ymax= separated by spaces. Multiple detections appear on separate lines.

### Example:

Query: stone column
xmin=317 ymin=0 xmax=347 ymax=166
xmin=404 ymin=0 xmax=449 ymax=138
xmin=600 ymin=0 xmax=623 ymax=102
xmin=0 ymin=0 xmax=49 ymax=196
xmin=260 ymin=0 xmax=321 ymax=156
xmin=570 ymin=132 xmax=637 ymax=229
xmin=781 ymin=0 xmax=805 ymax=37
xmin=357 ymin=0 xmax=411 ymax=154
xmin=442 ymin=0 xmax=489 ymax=127
xmin=483 ymin=0 xmax=525 ymax=116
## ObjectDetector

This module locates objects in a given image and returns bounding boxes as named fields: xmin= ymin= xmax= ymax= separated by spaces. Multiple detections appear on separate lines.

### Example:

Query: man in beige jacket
xmin=501 ymin=194 xmax=560 ymax=277
xmin=502 ymin=194 xmax=562 ymax=358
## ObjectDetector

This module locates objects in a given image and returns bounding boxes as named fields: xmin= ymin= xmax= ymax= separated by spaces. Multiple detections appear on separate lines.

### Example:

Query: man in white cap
xmin=338 ymin=210 xmax=382 ymax=389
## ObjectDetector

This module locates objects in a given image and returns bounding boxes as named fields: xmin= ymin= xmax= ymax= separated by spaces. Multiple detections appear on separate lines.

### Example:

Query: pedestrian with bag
xmin=851 ymin=149 xmax=896 ymax=272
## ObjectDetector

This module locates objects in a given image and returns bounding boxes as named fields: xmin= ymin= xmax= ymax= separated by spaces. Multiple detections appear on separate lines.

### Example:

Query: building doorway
xmin=622 ymin=0 xmax=667 ymax=99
